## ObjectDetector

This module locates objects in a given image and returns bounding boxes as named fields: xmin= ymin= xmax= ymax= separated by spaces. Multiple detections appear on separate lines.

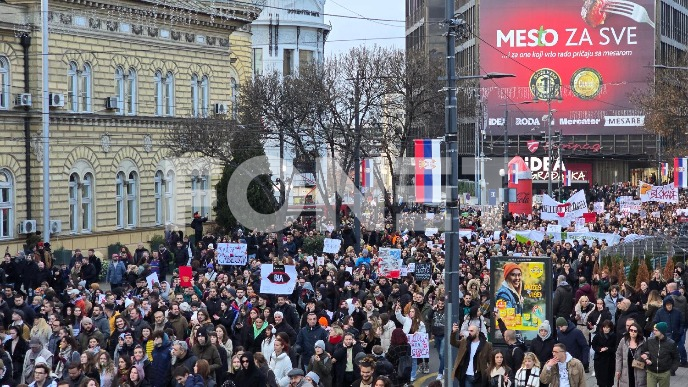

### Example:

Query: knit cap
xmin=556 ymin=317 xmax=568 ymax=327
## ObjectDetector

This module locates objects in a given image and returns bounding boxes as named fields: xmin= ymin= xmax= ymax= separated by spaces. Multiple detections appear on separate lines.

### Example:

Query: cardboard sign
xmin=408 ymin=333 xmax=430 ymax=358
xmin=216 ymin=243 xmax=248 ymax=265
xmin=317 ymin=256 xmax=325 ymax=266
xmin=378 ymin=248 xmax=402 ymax=278
xmin=425 ymin=227 xmax=439 ymax=237
xmin=414 ymin=263 xmax=432 ymax=281
xmin=593 ymin=202 xmax=605 ymax=214
xmin=179 ymin=266 xmax=193 ymax=287
xmin=323 ymin=238 xmax=342 ymax=254
xmin=259 ymin=264 xmax=298 ymax=295
xmin=146 ymin=272 xmax=159 ymax=290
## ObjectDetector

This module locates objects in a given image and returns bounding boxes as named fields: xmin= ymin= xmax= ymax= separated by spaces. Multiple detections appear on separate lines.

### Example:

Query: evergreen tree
xmin=664 ymin=257 xmax=676 ymax=283
xmin=628 ymin=257 xmax=640 ymax=286
xmin=635 ymin=260 xmax=650 ymax=290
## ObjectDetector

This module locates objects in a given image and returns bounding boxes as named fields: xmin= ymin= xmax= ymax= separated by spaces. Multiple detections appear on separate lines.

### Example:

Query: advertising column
xmin=508 ymin=156 xmax=533 ymax=215
xmin=480 ymin=0 xmax=655 ymax=136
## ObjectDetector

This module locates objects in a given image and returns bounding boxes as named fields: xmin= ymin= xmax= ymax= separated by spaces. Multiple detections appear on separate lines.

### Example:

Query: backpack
xmin=397 ymin=354 xmax=413 ymax=380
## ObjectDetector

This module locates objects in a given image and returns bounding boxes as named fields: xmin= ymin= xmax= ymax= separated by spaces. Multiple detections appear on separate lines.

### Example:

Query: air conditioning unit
xmin=15 ymin=93 xmax=32 ymax=107
xmin=49 ymin=93 xmax=65 ymax=108
xmin=214 ymin=103 xmax=228 ymax=115
xmin=105 ymin=96 xmax=118 ymax=110
xmin=18 ymin=219 xmax=36 ymax=234
xmin=49 ymin=220 xmax=62 ymax=234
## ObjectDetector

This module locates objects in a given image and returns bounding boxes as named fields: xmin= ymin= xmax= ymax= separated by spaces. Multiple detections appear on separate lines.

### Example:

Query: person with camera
xmin=451 ymin=322 xmax=492 ymax=387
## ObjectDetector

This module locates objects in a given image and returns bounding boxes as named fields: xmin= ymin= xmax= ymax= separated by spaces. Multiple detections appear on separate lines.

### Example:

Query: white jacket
xmin=380 ymin=320 xmax=396 ymax=352
xmin=262 ymin=336 xmax=276 ymax=364
xmin=269 ymin=351 xmax=292 ymax=387
xmin=395 ymin=310 xmax=426 ymax=334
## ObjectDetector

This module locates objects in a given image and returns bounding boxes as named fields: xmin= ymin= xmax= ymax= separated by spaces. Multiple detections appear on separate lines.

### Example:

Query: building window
xmin=299 ymin=50 xmax=314 ymax=67
xmin=154 ymin=171 xmax=163 ymax=225
xmin=0 ymin=56 xmax=9 ymax=110
xmin=155 ymin=70 xmax=174 ymax=116
xmin=0 ymin=169 xmax=13 ymax=239
xmin=201 ymin=75 xmax=209 ymax=117
xmin=191 ymin=73 xmax=199 ymax=117
xmin=191 ymin=74 xmax=209 ymax=118
xmin=253 ymin=48 xmax=263 ymax=76
xmin=283 ymin=49 xmax=294 ymax=75
xmin=230 ymin=77 xmax=239 ymax=120
xmin=68 ymin=62 xmax=92 ymax=112
xmin=115 ymin=172 xmax=125 ymax=228
xmin=165 ymin=170 xmax=175 ymax=224
xmin=68 ymin=172 xmax=93 ymax=233
xmin=191 ymin=170 xmax=209 ymax=217
xmin=126 ymin=171 xmax=138 ymax=228
xmin=115 ymin=67 xmax=137 ymax=115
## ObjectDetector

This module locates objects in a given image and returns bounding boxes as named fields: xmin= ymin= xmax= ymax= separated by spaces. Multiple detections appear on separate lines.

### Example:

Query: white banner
xmin=259 ymin=264 xmax=298 ymax=295
xmin=593 ymin=202 xmax=605 ymax=214
xmin=322 ymin=238 xmax=342 ymax=254
xmin=564 ymin=232 xmax=622 ymax=246
xmin=216 ymin=243 xmax=248 ymax=266
xmin=620 ymin=200 xmax=642 ymax=214
xmin=639 ymin=181 xmax=679 ymax=204
xmin=541 ymin=190 xmax=587 ymax=221
xmin=378 ymin=248 xmax=402 ymax=278
xmin=425 ymin=227 xmax=439 ymax=237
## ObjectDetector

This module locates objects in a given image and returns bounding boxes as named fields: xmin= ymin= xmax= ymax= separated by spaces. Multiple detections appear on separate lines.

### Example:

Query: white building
xmin=251 ymin=0 xmax=331 ymax=213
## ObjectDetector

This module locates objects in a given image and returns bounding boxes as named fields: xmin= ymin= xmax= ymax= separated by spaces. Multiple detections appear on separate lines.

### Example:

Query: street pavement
xmin=413 ymin=338 xmax=688 ymax=386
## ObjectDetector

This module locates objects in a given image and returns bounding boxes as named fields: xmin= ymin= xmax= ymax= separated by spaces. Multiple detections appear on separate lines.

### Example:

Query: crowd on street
xmin=0 ymin=182 xmax=687 ymax=387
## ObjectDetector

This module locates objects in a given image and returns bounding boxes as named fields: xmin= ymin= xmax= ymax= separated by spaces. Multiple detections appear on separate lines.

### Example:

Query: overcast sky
xmin=324 ymin=0 xmax=405 ymax=56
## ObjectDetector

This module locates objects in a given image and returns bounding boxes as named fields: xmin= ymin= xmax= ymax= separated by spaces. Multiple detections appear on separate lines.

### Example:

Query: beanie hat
xmin=305 ymin=371 xmax=320 ymax=384
xmin=81 ymin=317 xmax=93 ymax=326
xmin=502 ymin=262 xmax=521 ymax=279
xmin=314 ymin=340 xmax=326 ymax=351
xmin=655 ymin=322 xmax=668 ymax=335
xmin=556 ymin=317 xmax=568 ymax=327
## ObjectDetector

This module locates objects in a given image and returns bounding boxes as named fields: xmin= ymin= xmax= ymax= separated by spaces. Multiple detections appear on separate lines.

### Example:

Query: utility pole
xmin=353 ymin=68 xmax=362 ymax=254
xmin=546 ymin=98 xmax=553 ymax=196
xmin=443 ymin=2 xmax=460 ymax=385
xmin=41 ymin=0 xmax=50 ymax=243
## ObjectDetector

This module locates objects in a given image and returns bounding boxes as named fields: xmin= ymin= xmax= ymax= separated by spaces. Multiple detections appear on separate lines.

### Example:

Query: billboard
xmin=480 ymin=0 xmax=655 ymax=135
xmin=490 ymin=256 xmax=552 ymax=343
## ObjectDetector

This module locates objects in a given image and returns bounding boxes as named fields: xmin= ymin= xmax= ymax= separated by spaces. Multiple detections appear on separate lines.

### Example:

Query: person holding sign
xmin=495 ymin=263 xmax=524 ymax=315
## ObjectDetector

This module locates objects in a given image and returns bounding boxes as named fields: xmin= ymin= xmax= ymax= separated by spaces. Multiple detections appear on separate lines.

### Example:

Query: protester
xmin=637 ymin=322 xmax=679 ymax=386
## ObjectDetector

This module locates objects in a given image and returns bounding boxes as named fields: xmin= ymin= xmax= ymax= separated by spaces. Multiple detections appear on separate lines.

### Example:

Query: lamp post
xmin=543 ymin=99 xmax=557 ymax=196
xmin=442 ymin=5 xmax=513 ymax=384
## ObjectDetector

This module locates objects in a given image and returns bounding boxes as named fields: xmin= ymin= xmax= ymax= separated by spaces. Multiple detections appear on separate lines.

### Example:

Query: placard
xmin=179 ymin=266 xmax=193 ymax=287
xmin=407 ymin=333 xmax=430 ymax=359
xmin=414 ymin=263 xmax=432 ymax=281
xmin=146 ymin=272 xmax=159 ymax=290
xmin=407 ymin=263 xmax=416 ymax=273
xmin=425 ymin=227 xmax=439 ymax=237
xmin=593 ymin=202 xmax=605 ymax=214
xmin=323 ymin=238 xmax=342 ymax=254
xmin=459 ymin=229 xmax=472 ymax=239
xmin=259 ymin=264 xmax=298 ymax=295
xmin=216 ymin=243 xmax=248 ymax=266
xmin=316 ymin=256 xmax=325 ymax=266
xmin=378 ymin=248 xmax=402 ymax=278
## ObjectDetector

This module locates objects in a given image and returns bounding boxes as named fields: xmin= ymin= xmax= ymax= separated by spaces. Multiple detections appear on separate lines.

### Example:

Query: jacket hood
xmin=579 ymin=284 xmax=592 ymax=293
xmin=565 ymin=352 xmax=573 ymax=363
xmin=558 ymin=282 xmax=572 ymax=291
xmin=663 ymin=296 xmax=675 ymax=307
xmin=538 ymin=320 xmax=552 ymax=340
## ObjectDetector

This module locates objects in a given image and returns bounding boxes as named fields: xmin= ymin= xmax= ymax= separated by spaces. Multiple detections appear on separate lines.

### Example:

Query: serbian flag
xmin=661 ymin=163 xmax=669 ymax=178
xmin=414 ymin=139 xmax=441 ymax=203
xmin=509 ymin=163 xmax=519 ymax=184
xmin=563 ymin=170 xmax=572 ymax=187
xmin=361 ymin=159 xmax=373 ymax=188
xmin=674 ymin=158 xmax=688 ymax=188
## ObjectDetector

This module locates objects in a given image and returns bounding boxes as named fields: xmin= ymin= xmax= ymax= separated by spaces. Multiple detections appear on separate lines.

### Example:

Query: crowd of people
xmin=0 ymin=182 xmax=687 ymax=387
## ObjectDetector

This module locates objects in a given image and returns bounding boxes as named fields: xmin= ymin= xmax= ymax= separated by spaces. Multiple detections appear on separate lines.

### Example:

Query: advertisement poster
xmin=491 ymin=256 xmax=552 ymax=343
xmin=480 ymin=0 xmax=655 ymax=135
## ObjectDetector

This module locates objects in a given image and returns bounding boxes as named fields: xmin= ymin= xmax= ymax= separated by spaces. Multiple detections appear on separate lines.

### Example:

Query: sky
xmin=324 ymin=0 xmax=405 ymax=56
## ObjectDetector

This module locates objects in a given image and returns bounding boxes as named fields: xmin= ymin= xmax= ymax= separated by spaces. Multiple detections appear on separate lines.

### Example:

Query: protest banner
xmin=639 ymin=181 xmax=679 ymax=204
xmin=146 ymin=272 xmax=159 ymax=290
xmin=459 ymin=229 xmax=472 ymax=239
xmin=593 ymin=202 xmax=605 ymax=214
xmin=491 ymin=256 xmax=552 ymax=343
xmin=407 ymin=333 xmax=430 ymax=358
xmin=620 ymin=200 xmax=642 ymax=214
xmin=414 ymin=263 xmax=432 ymax=281
xmin=216 ymin=243 xmax=248 ymax=266
xmin=179 ymin=266 xmax=193 ymax=287
xmin=425 ymin=227 xmax=439 ymax=237
xmin=260 ymin=264 xmax=298 ymax=295
xmin=540 ymin=190 xmax=587 ymax=221
xmin=323 ymin=238 xmax=342 ymax=254
xmin=378 ymin=248 xmax=402 ymax=278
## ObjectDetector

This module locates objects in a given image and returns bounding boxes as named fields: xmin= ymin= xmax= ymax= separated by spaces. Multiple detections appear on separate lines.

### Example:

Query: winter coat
xmin=653 ymin=302 xmax=682 ymax=341
xmin=552 ymin=283 xmax=574 ymax=320
xmin=573 ymin=302 xmax=595 ymax=344
xmin=574 ymin=284 xmax=596 ymax=304
xmin=451 ymin=332 xmax=492 ymax=382
xmin=615 ymin=305 xmax=642 ymax=343
xmin=380 ymin=320 xmax=396 ymax=353
xmin=586 ymin=307 xmax=612 ymax=334
xmin=529 ymin=335 xmax=558 ymax=367
xmin=77 ymin=326 xmax=105 ymax=352
xmin=604 ymin=294 xmax=624 ymax=324
xmin=591 ymin=331 xmax=616 ymax=387
xmin=307 ymin=352 xmax=333 ymax=387
xmin=191 ymin=341 xmax=221 ymax=378
xmin=268 ymin=351 xmax=292 ymax=387
xmin=295 ymin=325 xmax=328 ymax=363
xmin=636 ymin=334 xmax=680 ymax=374
xmin=669 ymin=291 xmax=688 ymax=328
xmin=149 ymin=335 xmax=172 ymax=387
xmin=539 ymin=353 xmax=585 ymax=387
xmin=615 ymin=337 xmax=647 ymax=387
xmin=332 ymin=342 xmax=363 ymax=382
xmin=556 ymin=321 xmax=589 ymax=362
xmin=644 ymin=301 xmax=662 ymax=336
xmin=273 ymin=321 xmax=297 ymax=346
xmin=106 ymin=260 xmax=126 ymax=285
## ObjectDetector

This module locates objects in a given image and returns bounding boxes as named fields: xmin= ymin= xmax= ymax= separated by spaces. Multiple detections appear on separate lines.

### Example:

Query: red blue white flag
xmin=509 ymin=163 xmax=519 ymax=184
xmin=361 ymin=159 xmax=373 ymax=188
xmin=563 ymin=170 xmax=572 ymax=187
xmin=661 ymin=163 xmax=669 ymax=178
xmin=674 ymin=158 xmax=688 ymax=188
xmin=414 ymin=139 xmax=441 ymax=203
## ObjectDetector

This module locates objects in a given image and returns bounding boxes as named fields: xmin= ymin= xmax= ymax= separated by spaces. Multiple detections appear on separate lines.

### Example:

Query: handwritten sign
xmin=425 ymin=227 xmax=439 ymax=237
xmin=216 ymin=243 xmax=247 ymax=265
xmin=179 ymin=266 xmax=192 ymax=287
xmin=378 ymin=248 xmax=401 ymax=278
xmin=323 ymin=238 xmax=342 ymax=254
xmin=639 ymin=182 xmax=679 ymax=204
xmin=317 ymin=256 xmax=325 ymax=266
xmin=414 ymin=263 xmax=431 ymax=281
xmin=593 ymin=202 xmax=605 ymax=214
xmin=407 ymin=333 xmax=430 ymax=358
xmin=259 ymin=264 xmax=297 ymax=294
xmin=146 ymin=272 xmax=159 ymax=290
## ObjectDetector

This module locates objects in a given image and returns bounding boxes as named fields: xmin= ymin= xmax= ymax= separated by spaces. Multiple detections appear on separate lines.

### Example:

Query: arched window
xmin=154 ymin=170 xmax=163 ymax=225
xmin=0 ymin=56 xmax=9 ymax=110
xmin=191 ymin=73 xmax=199 ymax=117
xmin=165 ymin=170 xmax=175 ymax=223
xmin=165 ymin=71 xmax=175 ymax=116
xmin=0 ymin=169 xmax=13 ymax=239
xmin=155 ymin=70 xmax=175 ymax=117
xmin=155 ymin=169 xmax=176 ymax=226
xmin=126 ymin=171 xmax=138 ymax=228
xmin=230 ymin=77 xmax=239 ymax=120
xmin=82 ymin=173 xmax=93 ymax=231
xmin=68 ymin=62 xmax=79 ymax=112
xmin=116 ymin=67 xmax=137 ymax=115
xmin=201 ymin=75 xmax=209 ymax=117
xmin=115 ymin=172 xmax=125 ymax=228
xmin=68 ymin=164 xmax=94 ymax=234
xmin=69 ymin=173 xmax=79 ymax=233
xmin=191 ymin=170 xmax=210 ymax=217
xmin=68 ymin=62 xmax=92 ymax=112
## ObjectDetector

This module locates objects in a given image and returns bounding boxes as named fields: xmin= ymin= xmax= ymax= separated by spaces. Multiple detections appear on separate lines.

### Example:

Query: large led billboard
xmin=479 ymin=0 xmax=655 ymax=135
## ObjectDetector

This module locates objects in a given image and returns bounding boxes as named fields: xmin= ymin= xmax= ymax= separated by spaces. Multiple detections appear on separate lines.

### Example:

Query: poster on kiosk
xmin=508 ymin=156 xmax=533 ymax=215
xmin=490 ymin=256 xmax=552 ymax=344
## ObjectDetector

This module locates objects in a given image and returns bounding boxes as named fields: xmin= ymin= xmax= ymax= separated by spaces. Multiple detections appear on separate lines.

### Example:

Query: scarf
xmin=55 ymin=345 xmax=74 ymax=376
xmin=253 ymin=321 xmax=268 ymax=338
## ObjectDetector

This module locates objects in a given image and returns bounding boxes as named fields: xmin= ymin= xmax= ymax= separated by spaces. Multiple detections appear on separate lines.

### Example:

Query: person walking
xmin=539 ymin=343 xmax=586 ymax=387
xmin=590 ymin=320 xmax=616 ymax=387
xmin=451 ymin=323 xmax=492 ymax=387
xmin=555 ymin=318 xmax=589 ymax=372
xmin=637 ymin=322 xmax=679 ymax=387
xmin=614 ymin=321 xmax=646 ymax=387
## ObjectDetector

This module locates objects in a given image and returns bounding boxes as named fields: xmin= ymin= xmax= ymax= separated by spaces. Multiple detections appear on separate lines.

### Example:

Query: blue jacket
xmin=653 ymin=298 xmax=682 ymax=341
xmin=106 ymin=260 xmax=126 ymax=285
xmin=496 ymin=283 xmax=522 ymax=314
xmin=556 ymin=321 xmax=589 ymax=361
xmin=149 ymin=334 xmax=172 ymax=387
xmin=295 ymin=324 xmax=328 ymax=360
